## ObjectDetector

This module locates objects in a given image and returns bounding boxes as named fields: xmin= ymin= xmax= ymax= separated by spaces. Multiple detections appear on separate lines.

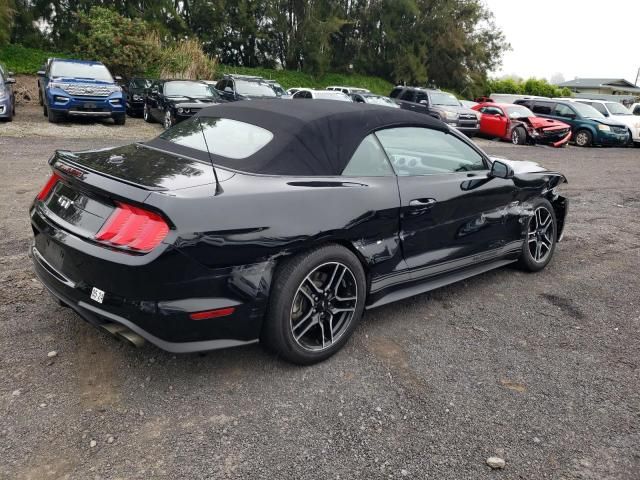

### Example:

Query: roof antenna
xmin=197 ymin=117 xmax=221 ymax=195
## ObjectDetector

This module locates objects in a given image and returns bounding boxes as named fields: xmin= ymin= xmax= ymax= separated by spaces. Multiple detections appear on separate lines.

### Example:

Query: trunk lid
xmin=54 ymin=143 xmax=216 ymax=191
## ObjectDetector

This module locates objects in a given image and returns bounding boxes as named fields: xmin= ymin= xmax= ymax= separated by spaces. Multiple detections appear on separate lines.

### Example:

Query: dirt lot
xmin=1 ymin=106 xmax=639 ymax=479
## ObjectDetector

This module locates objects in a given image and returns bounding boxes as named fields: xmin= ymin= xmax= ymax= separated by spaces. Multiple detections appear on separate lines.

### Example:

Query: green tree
xmin=75 ymin=6 xmax=161 ymax=77
xmin=0 ymin=0 xmax=15 ymax=46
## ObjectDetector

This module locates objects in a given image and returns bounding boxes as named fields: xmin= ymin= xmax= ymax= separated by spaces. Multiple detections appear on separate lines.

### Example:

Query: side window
xmin=400 ymin=89 xmax=415 ymax=102
xmin=482 ymin=107 xmax=503 ymax=116
xmin=215 ymin=80 xmax=225 ymax=91
xmin=389 ymin=88 xmax=403 ymax=99
xmin=553 ymin=103 xmax=576 ymax=118
xmin=414 ymin=91 xmax=428 ymax=104
xmin=342 ymin=135 xmax=393 ymax=177
xmin=531 ymin=102 xmax=553 ymax=115
xmin=375 ymin=127 xmax=486 ymax=175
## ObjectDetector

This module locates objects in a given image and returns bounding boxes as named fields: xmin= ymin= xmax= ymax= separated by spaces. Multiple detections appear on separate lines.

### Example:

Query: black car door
xmin=375 ymin=127 xmax=519 ymax=276
xmin=147 ymin=81 xmax=162 ymax=121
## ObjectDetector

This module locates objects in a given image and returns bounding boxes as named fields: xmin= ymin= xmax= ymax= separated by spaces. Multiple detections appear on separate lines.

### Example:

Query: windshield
xmin=315 ymin=91 xmax=352 ymax=102
xmin=236 ymin=81 xmax=277 ymax=97
xmin=365 ymin=96 xmax=398 ymax=107
xmin=572 ymin=101 xmax=604 ymax=119
xmin=130 ymin=78 xmax=153 ymax=89
xmin=430 ymin=92 xmax=461 ymax=107
xmin=50 ymin=62 xmax=114 ymax=82
xmin=505 ymin=106 xmax=534 ymax=118
xmin=605 ymin=102 xmax=632 ymax=115
xmin=165 ymin=81 xmax=214 ymax=98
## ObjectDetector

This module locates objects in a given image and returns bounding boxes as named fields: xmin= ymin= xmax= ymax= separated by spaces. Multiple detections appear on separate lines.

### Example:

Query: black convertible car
xmin=30 ymin=100 xmax=568 ymax=364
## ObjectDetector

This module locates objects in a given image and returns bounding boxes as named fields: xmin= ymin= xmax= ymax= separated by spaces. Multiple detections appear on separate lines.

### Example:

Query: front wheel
xmin=47 ymin=108 xmax=64 ymax=124
xmin=574 ymin=129 xmax=592 ymax=147
xmin=262 ymin=245 xmax=366 ymax=365
xmin=511 ymin=126 xmax=527 ymax=145
xmin=113 ymin=114 xmax=126 ymax=126
xmin=164 ymin=110 xmax=174 ymax=129
xmin=518 ymin=198 xmax=557 ymax=272
xmin=143 ymin=104 xmax=154 ymax=123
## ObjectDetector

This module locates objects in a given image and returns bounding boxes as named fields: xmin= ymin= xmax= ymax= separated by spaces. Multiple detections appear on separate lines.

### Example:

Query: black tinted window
xmin=634 ymin=106 xmax=640 ymax=115
xmin=414 ymin=91 xmax=428 ymax=103
xmin=375 ymin=127 xmax=486 ymax=175
xmin=342 ymin=135 xmax=393 ymax=177
xmin=532 ymin=102 xmax=554 ymax=115
xmin=390 ymin=88 xmax=403 ymax=98
xmin=553 ymin=103 xmax=576 ymax=118
xmin=400 ymin=90 xmax=415 ymax=101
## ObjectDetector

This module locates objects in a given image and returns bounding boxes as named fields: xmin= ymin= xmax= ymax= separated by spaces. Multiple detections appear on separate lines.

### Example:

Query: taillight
xmin=95 ymin=202 xmax=169 ymax=253
xmin=37 ymin=173 xmax=61 ymax=201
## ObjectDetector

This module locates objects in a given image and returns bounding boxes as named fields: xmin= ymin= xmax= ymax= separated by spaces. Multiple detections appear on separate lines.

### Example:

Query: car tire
xmin=164 ymin=110 xmax=174 ymax=129
xmin=113 ymin=114 xmax=126 ymax=126
xmin=511 ymin=126 xmax=527 ymax=145
xmin=43 ymin=104 xmax=48 ymax=117
xmin=143 ymin=104 xmax=154 ymax=123
xmin=47 ymin=108 xmax=63 ymax=124
xmin=574 ymin=129 xmax=592 ymax=147
xmin=261 ymin=244 xmax=367 ymax=365
xmin=518 ymin=198 xmax=557 ymax=272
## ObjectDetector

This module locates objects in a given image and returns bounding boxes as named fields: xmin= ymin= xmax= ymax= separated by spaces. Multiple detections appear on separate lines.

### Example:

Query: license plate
xmin=90 ymin=287 xmax=105 ymax=304
xmin=84 ymin=103 xmax=96 ymax=109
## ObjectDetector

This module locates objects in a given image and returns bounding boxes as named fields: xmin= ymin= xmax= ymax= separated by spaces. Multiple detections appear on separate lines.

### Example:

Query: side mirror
xmin=5 ymin=78 xmax=16 ymax=84
xmin=8 ymin=71 xmax=14 ymax=77
xmin=419 ymin=99 xmax=428 ymax=105
xmin=489 ymin=160 xmax=514 ymax=179
xmin=37 ymin=70 xmax=46 ymax=77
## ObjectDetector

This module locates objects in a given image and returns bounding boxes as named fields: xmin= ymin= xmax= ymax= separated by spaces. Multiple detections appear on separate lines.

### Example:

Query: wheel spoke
xmin=294 ymin=314 xmax=319 ymax=341
xmin=325 ymin=264 xmax=346 ymax=295
xmin=535 ymin=241 xmax=542 ymax=261
xmin=330 ymin=307 xmax=356 ymax=314
xmin=292 ymin=308 xmax=314 ymax=334
xmin=303 ymin=277 xmax=322 ymax=295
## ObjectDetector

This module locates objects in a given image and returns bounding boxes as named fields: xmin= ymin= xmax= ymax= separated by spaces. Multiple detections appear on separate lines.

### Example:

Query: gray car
xmin=390 ymin=86 xmax=480 ymax=137
xmin=0 ymin=65 xmax=16 ymax=122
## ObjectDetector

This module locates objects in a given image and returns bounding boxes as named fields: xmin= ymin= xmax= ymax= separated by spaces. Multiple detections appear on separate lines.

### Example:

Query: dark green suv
xmin=514 ymin=99 xmax=629 ymax=147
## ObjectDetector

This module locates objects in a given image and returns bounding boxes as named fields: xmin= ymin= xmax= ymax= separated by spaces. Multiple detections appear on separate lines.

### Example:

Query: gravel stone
xmin=486 ymin=457 xmax=506 ymax=469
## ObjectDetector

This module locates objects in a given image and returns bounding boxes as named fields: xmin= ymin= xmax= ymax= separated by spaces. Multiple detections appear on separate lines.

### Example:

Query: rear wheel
xmin=518 ymin=198 xmax=557 ymax=272
xmin=262 ymin=245 xmax=366 ymax=365
xmin=511 ymin=126 xmax=527 ymax=145
xmin=574 ymin=129 xmax=592 ymax=147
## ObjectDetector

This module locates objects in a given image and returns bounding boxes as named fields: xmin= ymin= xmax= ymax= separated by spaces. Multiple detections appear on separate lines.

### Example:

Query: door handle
xmin=409 ymin=198 xmax=437 ymax=208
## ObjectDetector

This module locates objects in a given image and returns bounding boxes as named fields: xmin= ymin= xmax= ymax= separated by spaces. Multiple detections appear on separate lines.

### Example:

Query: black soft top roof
xmin=147 ymin=99 xmax=447 ymax=176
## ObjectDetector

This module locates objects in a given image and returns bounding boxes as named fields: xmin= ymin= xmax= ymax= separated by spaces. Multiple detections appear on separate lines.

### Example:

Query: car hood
xmin=489 ymin=156 xmax=548 ymax=174
xmin=432 ymin=105 xmax=478 ymax=116
xmin=167 ymin=97 xmax=222 ymax=107
xmin=606 ymin=114 xmax=638 ymax=128
xmin=50 ymin=77 xmax=116 ymax=86
xmin=588 ymin=117 xmax=627 ymax=128
xmin=525 ymin=117 xmax=570 ymax=129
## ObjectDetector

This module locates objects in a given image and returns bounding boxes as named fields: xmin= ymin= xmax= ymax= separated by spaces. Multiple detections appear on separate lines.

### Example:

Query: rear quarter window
xmin=532 ymin=102 xmax=554 ymax=115
xmin=160 ymin=117 xmax=274 ymax=159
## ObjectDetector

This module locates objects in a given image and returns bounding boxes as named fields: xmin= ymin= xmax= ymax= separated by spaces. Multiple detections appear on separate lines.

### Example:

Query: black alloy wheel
xmin=519 ymin=198 xmax=557 ymax=272
xmin=262 ymin=245 xmax=366 ymax=365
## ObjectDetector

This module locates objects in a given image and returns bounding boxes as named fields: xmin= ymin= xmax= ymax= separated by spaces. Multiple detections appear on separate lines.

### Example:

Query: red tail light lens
xmin=95 ymin=203 xmax=169 ymax=253
xmin=37 ymin=173 xmax=61 ymax=201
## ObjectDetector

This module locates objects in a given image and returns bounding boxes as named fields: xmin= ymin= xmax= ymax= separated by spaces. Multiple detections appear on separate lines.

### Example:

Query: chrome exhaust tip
xmin=100 ymin=323 xmax=146 ymax=348
xmin=116 ymin=330 xmax=146 ymax=348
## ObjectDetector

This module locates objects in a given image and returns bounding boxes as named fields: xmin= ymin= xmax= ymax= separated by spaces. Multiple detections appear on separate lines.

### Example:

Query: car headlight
xmin=597 ymin=124 xmax=611 ymax=131
xmin=444 ymin=111 xmax=458 ymax=121
xmin=48 ymin=82 xmax=69 ymax=91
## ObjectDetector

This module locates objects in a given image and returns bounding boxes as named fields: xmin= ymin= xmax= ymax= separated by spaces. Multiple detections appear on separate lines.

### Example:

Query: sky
xmin=484 ymin=0 xmax=640 ymax=85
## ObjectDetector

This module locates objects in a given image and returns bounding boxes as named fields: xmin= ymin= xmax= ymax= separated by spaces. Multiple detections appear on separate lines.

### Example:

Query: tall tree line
xmin=7 ymin=0 xmax=508 ymax=92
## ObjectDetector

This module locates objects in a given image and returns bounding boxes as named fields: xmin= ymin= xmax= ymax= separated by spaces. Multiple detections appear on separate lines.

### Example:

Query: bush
xmin=157 ymin=39 xmax=217 ymax=80
xmin=76 ymin=6 xmax=160 ymax=78
xmin=487 ymin=77 xmax=572 ymax=98
xmin=0 ymin=44 xmax=71 ymax=74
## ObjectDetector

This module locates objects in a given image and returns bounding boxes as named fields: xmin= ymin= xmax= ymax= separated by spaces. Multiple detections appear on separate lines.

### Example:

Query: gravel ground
xmin=1 ymin=108 xmax=639 ymax=479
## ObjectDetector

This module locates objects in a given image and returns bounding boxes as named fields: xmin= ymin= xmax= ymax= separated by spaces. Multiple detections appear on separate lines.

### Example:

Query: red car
xmin=472 ymin=103 xmax=572 ymax=147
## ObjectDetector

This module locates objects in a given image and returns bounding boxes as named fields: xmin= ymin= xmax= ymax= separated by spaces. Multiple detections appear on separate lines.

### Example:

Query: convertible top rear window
xmin=159 ymin=117 xmax=274 ymax=159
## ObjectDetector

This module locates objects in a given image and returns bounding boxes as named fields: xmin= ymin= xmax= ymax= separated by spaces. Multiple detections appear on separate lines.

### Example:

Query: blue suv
xmin=38 ymin=58 xmax=126 ymax=124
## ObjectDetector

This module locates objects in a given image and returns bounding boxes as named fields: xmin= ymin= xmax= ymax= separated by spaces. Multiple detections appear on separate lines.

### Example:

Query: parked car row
xmin=469 ymin=92 xmax=639 ymax=147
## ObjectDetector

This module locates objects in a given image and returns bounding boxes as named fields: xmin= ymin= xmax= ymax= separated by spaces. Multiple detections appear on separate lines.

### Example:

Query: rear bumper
xmin=29 ymin=206 xmax=267 ymax=352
